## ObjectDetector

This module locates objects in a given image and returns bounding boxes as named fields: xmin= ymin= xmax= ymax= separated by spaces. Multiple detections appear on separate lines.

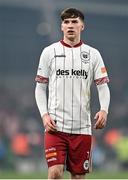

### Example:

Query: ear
xmin=61 ymin=23 xmax=64 ymax=32
xmin=81 ymin=24 xmax=85 ymax=31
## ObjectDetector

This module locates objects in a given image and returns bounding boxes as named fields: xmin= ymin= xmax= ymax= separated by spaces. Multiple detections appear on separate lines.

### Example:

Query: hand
xmin=42 ymin=113 xmax=57 ymax=132
xmin=94 ymin=110 xmax=108 ymax=129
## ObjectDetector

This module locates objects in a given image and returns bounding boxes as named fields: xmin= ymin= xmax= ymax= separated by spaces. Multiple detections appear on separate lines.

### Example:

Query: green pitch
xmin=0 ymin=170 xmax=128 ymax=179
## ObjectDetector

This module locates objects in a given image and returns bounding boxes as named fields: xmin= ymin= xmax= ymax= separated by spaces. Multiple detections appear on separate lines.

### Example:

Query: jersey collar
xmin=60 ymin=40 xmax=83 ymax=48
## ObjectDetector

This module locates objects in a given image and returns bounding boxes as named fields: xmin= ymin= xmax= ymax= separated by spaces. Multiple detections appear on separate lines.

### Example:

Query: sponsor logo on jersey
xmin=80 ymin=51 xmax=90 ymax=64
xmin=56 ymin=69 xmax=88 ymax=79
xmin=45 ymin=147 xmax=56 ymax=152
xmin=47 ymin=157 xmax=57 ymax=162
xmin=54 ymin=54 xmax=66 ymax=58
xmin=45 ymin=147 xmax=57 ymax=162
xmin=46 ymin=152 xmax=57 ymax=158
xmin=101 ymin=67 xmax=107 ymax=73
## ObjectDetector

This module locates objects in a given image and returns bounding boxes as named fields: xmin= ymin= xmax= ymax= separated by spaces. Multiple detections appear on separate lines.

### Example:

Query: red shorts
xmin=44 ymin=131 xmax=92 ymax=174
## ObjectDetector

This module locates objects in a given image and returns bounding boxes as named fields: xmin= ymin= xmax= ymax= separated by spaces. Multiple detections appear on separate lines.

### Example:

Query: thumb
xmin=94 ymin=112 xmax=99 ymax=120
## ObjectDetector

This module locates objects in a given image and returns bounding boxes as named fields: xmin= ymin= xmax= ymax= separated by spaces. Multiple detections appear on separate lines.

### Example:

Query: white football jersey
xmin=35 ymin=40 xmax=109 ymax=134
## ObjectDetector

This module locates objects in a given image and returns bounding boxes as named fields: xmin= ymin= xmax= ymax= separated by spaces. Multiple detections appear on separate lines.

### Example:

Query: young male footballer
xmin=35 ymin=8 xmax=110 ymax=179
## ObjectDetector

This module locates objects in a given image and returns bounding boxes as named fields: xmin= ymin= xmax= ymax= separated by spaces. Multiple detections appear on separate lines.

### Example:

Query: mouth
xmin=67 ymin=30 xmax=75 ymax=34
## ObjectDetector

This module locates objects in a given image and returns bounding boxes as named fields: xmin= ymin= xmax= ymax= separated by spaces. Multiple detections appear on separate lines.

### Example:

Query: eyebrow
xmin=63 ymin=19 xmax=79 ymax=23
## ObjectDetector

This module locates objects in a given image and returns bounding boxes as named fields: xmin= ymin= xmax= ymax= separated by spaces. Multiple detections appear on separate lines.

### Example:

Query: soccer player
xmin=35 ymin=8 xmax=110 ymax=179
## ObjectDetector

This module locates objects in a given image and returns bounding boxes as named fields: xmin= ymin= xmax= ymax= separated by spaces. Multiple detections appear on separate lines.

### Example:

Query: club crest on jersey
xmin=80 ymin=51 xmax=90 ymax=64
xmin=83 ymin=160 xmax=89 ymax=170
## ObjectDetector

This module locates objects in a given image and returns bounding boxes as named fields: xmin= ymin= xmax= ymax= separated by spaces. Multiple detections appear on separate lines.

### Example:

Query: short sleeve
xmin=93 ymin=50 xmax=109 ymax=85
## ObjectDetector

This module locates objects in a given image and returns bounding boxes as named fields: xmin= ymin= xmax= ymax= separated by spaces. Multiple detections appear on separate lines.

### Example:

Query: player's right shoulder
xmin=43 ymin=41 xmax=60 ymax=51
xmin=40 ymin=41 xmax=60 ymax=62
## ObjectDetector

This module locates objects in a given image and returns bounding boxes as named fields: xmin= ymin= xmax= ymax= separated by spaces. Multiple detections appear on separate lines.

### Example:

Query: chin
xmin=67 ymin=36 xmax=75 ymax=41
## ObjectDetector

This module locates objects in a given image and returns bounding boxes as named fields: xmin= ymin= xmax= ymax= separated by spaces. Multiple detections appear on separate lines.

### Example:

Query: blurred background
xmin=0 ymin=0 xmax=128 ymax=177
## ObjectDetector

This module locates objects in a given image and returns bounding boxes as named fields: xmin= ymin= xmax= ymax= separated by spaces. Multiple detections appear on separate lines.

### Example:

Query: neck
xmin=63 ymin=37 xmax=81 ymax=47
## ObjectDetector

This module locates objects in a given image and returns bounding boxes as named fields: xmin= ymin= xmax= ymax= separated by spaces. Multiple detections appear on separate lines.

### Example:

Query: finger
xmin=94 ymin=113 xmax=99 ymax=120
xmin=94 ymin=117 xmax=104 ymax=129
xmin=94 ymin=118 xmax=102 ymax=127
xmin=47 ymin=123 xmax=56 ymax=131
xmin=47 ymin=121 xmax=57 ymax=131
xmin=48 ymin=127 xmax=57 ymax=132
xmin=46 ymin=125 xmax=57 ymax=132
xmin=98 ymin=118 xmax=106 ymax=127
xmin=50 ymin=119 xmax=56 ymax=127
xmin=95 ymin=121 xmax=106 ymax=129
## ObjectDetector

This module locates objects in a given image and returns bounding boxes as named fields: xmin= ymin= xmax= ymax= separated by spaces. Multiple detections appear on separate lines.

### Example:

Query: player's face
xmin=61 ymin=17 xmax=84 ymax=41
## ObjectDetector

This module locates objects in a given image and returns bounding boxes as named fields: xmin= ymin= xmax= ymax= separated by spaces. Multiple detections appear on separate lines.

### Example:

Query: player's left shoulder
xmin=82 ymin=42 xmax=100 ymax=54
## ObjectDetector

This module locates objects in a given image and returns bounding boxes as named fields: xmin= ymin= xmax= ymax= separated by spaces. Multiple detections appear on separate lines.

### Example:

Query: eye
xmin=72 ymin=20 xmax=78 ymax=23
xmin=63 ymin=20 xmax=69 ymax=24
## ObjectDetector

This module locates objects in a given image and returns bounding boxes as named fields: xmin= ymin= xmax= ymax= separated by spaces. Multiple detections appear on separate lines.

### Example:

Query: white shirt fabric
xmin=35 ymin=40 xmax=109 ymax=135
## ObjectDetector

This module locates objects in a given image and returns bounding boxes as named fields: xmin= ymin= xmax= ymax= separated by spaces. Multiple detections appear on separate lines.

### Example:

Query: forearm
xmin=97 ymin=83 xmax=110 ymax=113
xmin=35 ymin=82 xmax=48 ymax=118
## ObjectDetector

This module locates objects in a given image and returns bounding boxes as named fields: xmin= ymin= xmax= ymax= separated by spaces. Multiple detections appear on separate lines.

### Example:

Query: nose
xmin=68 ymin=26 xmax=73 ymax=30
xmin=68 ymin=23 xmax=74 ymax=29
